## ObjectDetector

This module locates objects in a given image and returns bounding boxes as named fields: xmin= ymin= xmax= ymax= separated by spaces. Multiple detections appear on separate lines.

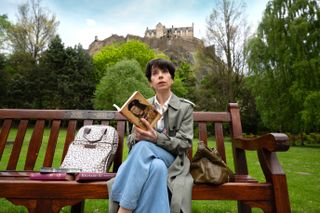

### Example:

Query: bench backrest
xmin=0 ymin=103 xmax=242 ymax=172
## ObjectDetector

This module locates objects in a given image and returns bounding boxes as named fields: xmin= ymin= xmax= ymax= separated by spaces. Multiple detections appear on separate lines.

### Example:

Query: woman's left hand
xmin=135 ymin=118 xmax=158 ymax=143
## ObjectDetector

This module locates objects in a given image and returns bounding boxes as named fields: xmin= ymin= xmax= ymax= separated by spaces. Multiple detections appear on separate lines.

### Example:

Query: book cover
xmin=29 ymin=172 xmax=74 ymax=181
xmin=75 ymin=172 xmax=116 ymax=182
xmin=114 ymin=91 xmax=161 ymax=130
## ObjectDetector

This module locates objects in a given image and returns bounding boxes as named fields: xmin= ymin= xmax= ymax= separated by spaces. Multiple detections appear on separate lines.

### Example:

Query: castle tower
xmin=155 ymin=22 xmax=165 ymax=38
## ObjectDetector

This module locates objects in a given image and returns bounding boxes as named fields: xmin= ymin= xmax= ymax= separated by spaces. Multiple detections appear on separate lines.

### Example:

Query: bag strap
xmin=83 ymin=127 xmax=108 ymax=142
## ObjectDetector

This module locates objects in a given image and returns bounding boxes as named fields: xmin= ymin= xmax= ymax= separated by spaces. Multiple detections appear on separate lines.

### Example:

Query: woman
xmin=108 ymin=58 xmax=194 ymax=213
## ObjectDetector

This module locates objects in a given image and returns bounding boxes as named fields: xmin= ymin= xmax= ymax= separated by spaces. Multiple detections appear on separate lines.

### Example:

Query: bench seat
xmin=0 ymin=178 xmax=274 ymax=212
xmin=0 ymin=179 xmax=272 ymax=200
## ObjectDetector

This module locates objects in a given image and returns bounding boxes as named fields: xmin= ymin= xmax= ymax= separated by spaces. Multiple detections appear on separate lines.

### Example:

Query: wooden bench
xmin=0 ymin=103 xmax=291 ymax=213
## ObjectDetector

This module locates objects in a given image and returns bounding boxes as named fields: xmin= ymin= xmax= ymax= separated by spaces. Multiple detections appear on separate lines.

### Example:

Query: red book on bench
xmin=29 ymin=172 xmax=74 ymax=181
xmin=75 ymin=172 xmax=116 ymax=182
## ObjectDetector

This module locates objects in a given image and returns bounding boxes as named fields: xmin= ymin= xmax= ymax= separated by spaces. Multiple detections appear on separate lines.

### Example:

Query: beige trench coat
xmin=107 ymin=93 xmax=194 ymax=213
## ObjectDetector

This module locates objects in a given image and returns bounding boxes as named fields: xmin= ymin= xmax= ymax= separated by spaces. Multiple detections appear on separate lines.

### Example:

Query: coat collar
xmin=149 ymin=93 xmax=180 ymax=111
xmin=168 ymin=93 xmax=180 ymax=110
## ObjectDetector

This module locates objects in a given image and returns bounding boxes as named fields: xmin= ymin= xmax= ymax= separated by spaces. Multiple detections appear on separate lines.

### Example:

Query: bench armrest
xmin=233 ymin=133 xmax=290 ymax=152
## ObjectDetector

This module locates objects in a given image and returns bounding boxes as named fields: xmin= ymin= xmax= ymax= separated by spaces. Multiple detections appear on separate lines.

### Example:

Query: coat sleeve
xmin=155 ymin=104 xmax=194 ymax=155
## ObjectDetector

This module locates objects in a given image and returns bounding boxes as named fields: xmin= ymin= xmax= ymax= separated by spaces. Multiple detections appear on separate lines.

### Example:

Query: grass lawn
xmin=0 ymin=129 xmax=319 ymax=212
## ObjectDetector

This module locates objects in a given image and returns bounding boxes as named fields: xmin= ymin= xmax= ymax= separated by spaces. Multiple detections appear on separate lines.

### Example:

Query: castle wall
xmin=145 ymin=23 xmax=194 ymax=39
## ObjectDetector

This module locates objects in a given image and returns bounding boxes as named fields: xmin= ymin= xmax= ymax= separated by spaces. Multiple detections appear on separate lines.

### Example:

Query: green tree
xmin=0 ymin=54 xmax=9 ymax=106
xmin=38 ymin=35 xmax=66 ymax=108
xmin=3 ymin=51 xmax=37 ymax=108
xmin=92 ymin=39 xmax=193 ymax=106
xmin=93 ymin=59 xmax=153 ymax=110
xmin=93 ymin=40 xmax=156 ymax=80
xmin=301 ymin=91 xmax=320 ymax=131
xmin=194 ymin=46 xmax=230 ymax=110
xmin=8 ymin=0 xmax=59 ymax=60
xmin=61 ymin=45 xmax=97 ymax=109
xmin=174 ymin=61 xmax=197 ymax=103
xmin=246 ymin=0 xmax=320 ymax=133
xmin=39 ymin=36 xmax=96 ymax=109
xmin=0 ymin=14 xmax=11 ymax=51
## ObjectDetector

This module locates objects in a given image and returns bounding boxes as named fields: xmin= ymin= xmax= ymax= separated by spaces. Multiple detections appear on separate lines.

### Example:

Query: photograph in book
xmin=114 ymin=91 xmax=161 ymax=130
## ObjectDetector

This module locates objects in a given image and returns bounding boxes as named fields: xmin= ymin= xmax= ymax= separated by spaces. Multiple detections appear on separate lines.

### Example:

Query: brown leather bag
xmin=190 ymin=141 xmax=234 ymax=184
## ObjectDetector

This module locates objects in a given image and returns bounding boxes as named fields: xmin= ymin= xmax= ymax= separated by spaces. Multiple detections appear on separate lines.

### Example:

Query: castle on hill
xmin=87 ymin=23 xmax=203 ymax=62
xmin=145 ymin=22 xmax=194 ymax=39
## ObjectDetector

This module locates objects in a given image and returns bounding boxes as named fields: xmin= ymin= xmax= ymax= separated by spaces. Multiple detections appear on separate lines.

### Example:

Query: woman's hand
xmin=134 ymin=118 xmax=158 ymax=143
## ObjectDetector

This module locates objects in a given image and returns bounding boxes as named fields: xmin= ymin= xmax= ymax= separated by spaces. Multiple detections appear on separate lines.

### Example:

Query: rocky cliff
xmin=87 ymin=34 xmax=204 ymax=64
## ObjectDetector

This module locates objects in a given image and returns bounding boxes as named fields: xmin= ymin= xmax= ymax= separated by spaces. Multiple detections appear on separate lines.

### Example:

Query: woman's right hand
xmin=134 ymin=118 xmax=158 ymax=143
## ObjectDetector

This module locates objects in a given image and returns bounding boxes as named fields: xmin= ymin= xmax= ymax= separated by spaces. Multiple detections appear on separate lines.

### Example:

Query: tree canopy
xmin=246 ymin=0 xmax=320 ymax=132
xmin=39 ymin=36 xmax=96 ymax=109
xmin=93 ymin=59 xmax=154 ymax=110
xmin=2 ymin=35 xmax=96 ymax=109
xmin=0 ymin=14 xmax=11 ymax=50
xmin=8 ymin=0 xmax=59 ymax=60
xmin=93 ymin=40 xmax=157 ymax=80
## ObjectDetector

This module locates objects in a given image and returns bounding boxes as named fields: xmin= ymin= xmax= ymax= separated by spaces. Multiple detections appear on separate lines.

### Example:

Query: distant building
xmin=145 ymin=22 xmax=194 ymax=39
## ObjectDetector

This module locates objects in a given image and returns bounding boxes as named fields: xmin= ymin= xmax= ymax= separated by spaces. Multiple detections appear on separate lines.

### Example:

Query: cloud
xmin=1 ymin=0 xmax=269 ymax=50
xmin=85 ymin=18 xmax=96 ymax=27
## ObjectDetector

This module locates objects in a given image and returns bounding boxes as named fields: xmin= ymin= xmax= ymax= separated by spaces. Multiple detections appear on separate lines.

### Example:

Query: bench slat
xmin=215 ymin=122 xmax=226 ymax=163
xmin=198 ymin=122 xmax=208 ymax=144
xmin=7 ymin=120 xmax=28 ymax=170
xmin=0 ymin=110 xmax=64 ymax=119
xmin=62 ymin=120 xmax=77 ymax=162
xmin=192 ymin=183 xmax=272 ymax=200
xmin=101 ymin=121 xmax=109 ymax=125
xmin=113 ymin=121 xmax=126 ymax=172
xmin=0 ymin=119 xmax=12 ymax=160
xmin=43 ymin=120 xmax=61 ymax=167
xmin=25 ymin=120 xmax=45 ymax=170
xmin=0 ymin=109 xmax=127 ymax=121
xmin=83 ymin=120 xmax=93 ymax=126
xmin=193 ymin=112 xmax=230 ymax=122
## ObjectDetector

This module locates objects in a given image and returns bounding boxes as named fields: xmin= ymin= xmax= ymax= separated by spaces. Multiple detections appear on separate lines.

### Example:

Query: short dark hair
xmin=145 ymin=58 xmax=175 ymax=82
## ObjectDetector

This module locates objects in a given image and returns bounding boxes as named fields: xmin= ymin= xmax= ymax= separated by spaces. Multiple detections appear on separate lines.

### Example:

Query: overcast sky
xmin=1 ymin=0 xmax=269 ymax=49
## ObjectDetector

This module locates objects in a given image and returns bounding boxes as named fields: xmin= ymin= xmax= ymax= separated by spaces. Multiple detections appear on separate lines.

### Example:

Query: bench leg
xmin=238 ymin=201 xmax=252 ymax=213
xmin=71 ymin=200 xmax=85 ymax=213
xmin=272 ymin=175 xmax=291 ymax=213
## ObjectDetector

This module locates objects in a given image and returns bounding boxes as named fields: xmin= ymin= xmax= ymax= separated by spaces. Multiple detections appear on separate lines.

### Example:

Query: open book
xmin=113 ymin=91 xmax=161 ymax=130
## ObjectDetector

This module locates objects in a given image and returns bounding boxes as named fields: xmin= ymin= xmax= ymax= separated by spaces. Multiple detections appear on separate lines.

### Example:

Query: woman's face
xmin=149 ymin=66 xmax=173 ymax=92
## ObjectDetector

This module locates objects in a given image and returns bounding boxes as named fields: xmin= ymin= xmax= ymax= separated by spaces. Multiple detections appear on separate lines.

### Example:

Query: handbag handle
xmin=83 ymin=127 xmax=108 ymax=142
